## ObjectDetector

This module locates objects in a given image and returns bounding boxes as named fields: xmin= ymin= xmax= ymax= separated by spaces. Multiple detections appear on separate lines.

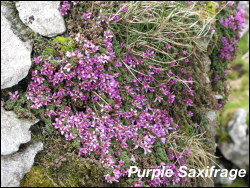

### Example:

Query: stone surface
xmin=219 ymin=109 xmax=249 ymax=171
xmin=1 ymin=6 xmax=32 ymax=89
xmin=1 ymin=142 xmax=43 ymax=187
xmin=205 ymin=110 xmax=218 ymax=139
xmin=200 ymin=54 xmax=212 ymax=73
xmin=15 ymin=1 xmax=66 ymax=37
xmin=1 ymin=107 xmax=38 ymax=156
xmin=228 ymin=109 xmax=248 ymax=145
xmin=214 ymin=164 xmax=233 ymax=185
xmin=214 ymin=94 xmax=223 ymax=100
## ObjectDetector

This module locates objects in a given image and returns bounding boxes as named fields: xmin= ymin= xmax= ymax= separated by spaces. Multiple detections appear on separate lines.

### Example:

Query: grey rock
xmin=201 ymin=54 xmax=211 ymax=73
xmin=219 ymin=139 xmax=249 ymax=171
xmin=214 ymin=95 xmax=224 ymax=100
xmin=1 ymin=142 xmax=43 ymax=187
xmin=1 ymin=108 xmax=38 ymax=156
xmin=239 ymin=1 xmax=249 ymax=14
xmin=205 ymin=110 xmax=218 ymax=138
xmin=15 ymin=1 xmax=66 ymax=37
xmin=196 ymin=29 xmax=215 ymax=52
xmin=228 ymin=109 xmax=248 ymax=145
xmin=214 ymin=164 xmax=233 ymax=185
xmin=1 ymin=7 xmax=32 ymax=89
xmin=203 ymin=73 xmax=211 ymax=84
xmin=219 ymin=108 xmax=249 ymax=171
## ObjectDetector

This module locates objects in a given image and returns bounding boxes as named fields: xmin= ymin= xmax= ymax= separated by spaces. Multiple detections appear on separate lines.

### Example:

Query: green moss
xmin=228 ymin=70 xmax=239 ymax=80
xmin=119 ymin=151 xmax=131 ymax=169
xmin=155 ymin=146 xmax=168 ymax=162
xmin=22 ymin=131 xmax=108 ymax=187
xmin=205 ymin=1 xmax=216 ymax=17
xmin=53 ymin=36 xmax=76 ymax=52
xmin=20 ymin=166 xmax=54 ymax=187
xmin=224 ymin=177 xmax=248 ymax=187
xmin=43 ymin=48 xmax=58 ymax=56
xmin=53 ymin=36 xmax=69 ymax=44
xmin=238 ymin=32 xmax=249 ymax=56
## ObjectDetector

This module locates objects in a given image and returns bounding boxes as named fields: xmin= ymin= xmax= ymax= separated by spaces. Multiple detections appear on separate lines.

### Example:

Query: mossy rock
xmin=22 ymin=130 xmax=108 ymax=187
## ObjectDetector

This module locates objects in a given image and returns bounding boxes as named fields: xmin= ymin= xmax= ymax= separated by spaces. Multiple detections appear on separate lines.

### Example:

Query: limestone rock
xmin=219 ymin=109 xmax=249 ymax=171
xmin=214 ymin=164 xmax=233 ymax=185
xmin=205 ymin=110 xmax=218 ymax=138
xmin=1 ymin=107 xmax=38 ymax=156
xmin=1 ymin=7 xmax=32 ymax=89
xmin=15 ymin=1 xmax=66 ymax=37
xmin=214 ymin=94 xmax=224 ymax=100
xmin=228 ymin=109 xmax=248 ymax=145
xmin=201 ymin=54 xmax=212 ymax=73
xmin=1 ymin=142 xmax=43 ymax=187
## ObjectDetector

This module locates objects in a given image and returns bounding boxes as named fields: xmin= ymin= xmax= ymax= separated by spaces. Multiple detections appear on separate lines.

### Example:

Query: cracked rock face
xmin=1 ymin=142 xmax=43 ymax=187
xmin=1 ymin=107 xmax=38 ymax=156
xmin=1 ymin=6 xmax=32 ymax=89
xmin=15 ymin=1 xmax=66 ymax=37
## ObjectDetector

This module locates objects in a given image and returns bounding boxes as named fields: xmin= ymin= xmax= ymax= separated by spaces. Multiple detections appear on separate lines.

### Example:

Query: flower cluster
xmin=25 ymin=4 xmax=196 ymax=184
xmin=217 ymin=6 xmax=246 ymax=61
xmin=213 ymin=4 xmax=246 ymax=83
xmin=60 ymin=1 xmax=79 ymax=16
xmin=218 ymin=6 xmax=246 ymax=31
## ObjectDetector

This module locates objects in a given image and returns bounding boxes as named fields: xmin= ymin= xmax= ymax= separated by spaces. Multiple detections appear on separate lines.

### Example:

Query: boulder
xmin=1 ymin=142 xmax=43 ymax=187
xmin=1 ymin=6 xmax=32 ymax=89
xmin=1 ymin=107 xmax=38 ymax=156
xmin=15 ymin=1 xmax=66 ymax=37
xmin=228 ymin=108 xmax=248 ymax=145
xmin=219 ymin=108 xmax=249 ymax=171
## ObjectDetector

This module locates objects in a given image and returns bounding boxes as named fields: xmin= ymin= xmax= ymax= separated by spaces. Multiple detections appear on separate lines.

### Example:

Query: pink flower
xmin=75 ymin=33 xmax=83 ymax=43
xmin=115 ymin=152 xmax=120 ymax=156
xmin=9 ymin=91 xmax=19 ymax=100
xmin=228 ymin=1 xmax=234 ymax=6
xmin=187 ymin=1 xmax=193 ymax=7
xmin=130 ymin=155 xmax=136 ymax=162
xmin=104 ymin=30 xmax=113 ymax=38
xmin=60 ymin=8 xmax=68 ymax=16
xmin=165 ymin=44 xmax=172 ymax=50
xmin=182 ymin=50 xmax=188 ymax=55
xmin=184 ymin=97 xmax=193 ymax=106
xmin=82 ymin=12 xmax=92 ymax=19
xmin=184 ymin=58 xmax=189 ymax=63
xmin=188 ymin=111 xmax=193 ymax=116
xmin=184 ymin=148 xmax=191 ymax=155
xmin=209 ymin=27 xmax=215 ymax=32
xmin=104 ymin=174 xmax=113 ymax=183
xmin=168 ymin=154 xmax=175 ymax=160
xmin=218 ymin=104 xmax=223 ymax=108
xmin=213 ymin=75 xmax=220 ymax=82
xmin=71 ymin=1 xmax=79 ymax=5
xmin=154 ymin=96 xmax=163 ymax=103
xmin=194 ymin=123 xmax=199 ymax=128
xmin=34 ymin=57 xmax=42 ymax=64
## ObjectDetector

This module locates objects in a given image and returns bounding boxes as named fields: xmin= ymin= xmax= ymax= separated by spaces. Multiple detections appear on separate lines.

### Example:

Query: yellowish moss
xmin=20 ymin=166 xmax=54 ymax=187
xmin=205 ymin=1 xmax=216 ymax=18
xmin=23 ymin=131 xmax=108 ymax=187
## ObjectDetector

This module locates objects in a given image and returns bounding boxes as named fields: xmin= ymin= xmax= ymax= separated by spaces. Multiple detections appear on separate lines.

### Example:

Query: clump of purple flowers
xmin=25 ymin=3 xmax=197 ymax=184
xmin=217 ymin=6 xmax=246 ymax=60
